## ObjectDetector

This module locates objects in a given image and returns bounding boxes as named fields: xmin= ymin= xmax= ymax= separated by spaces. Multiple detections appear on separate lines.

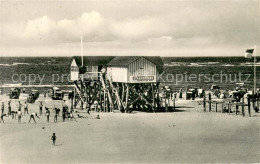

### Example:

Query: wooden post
xmin=71 ymin=94 xmax=74 ymax=111
xmin=81 ymin=100 xmax=83 ymax=110
xmin=221 ymin=102 xmax=224 ymax=113
xmin=248 ymin=97 xmax=251 ymax=117
xmin=209 ymin=93 xmax=211 ymax=112
xmin=215 ymin=103 xmax=218 ymax=113
xmin=152 ymin=84 xmax=155 ymax=113
xmin=173 ymin=97 xmax=176 ymax=111
xmin=203 ymin=95 xmax=206 ymax=112
xmin=252 ymin=93 xmax=256 ymax=112
xmin=99 ymin=81 xmax=102 ymax=112
xmin=125 ymin=84 xmax=129 ymax=113
xmin=73 ymin=87 xmax=77 ymax=108
xmin=122 ymin=84 xmax=125 ymax=102
xmin=257 ymin=97 xmax=259 ymax=112
xmin=103 ymin=90 xmax=106 ymax=112
xmin=235 ymin=104 xmax=238 ymax=115
xmin=242 ymin=97 xmax=245 ymax=117
xmin=228 ymin=100 xmax=231 ymax=115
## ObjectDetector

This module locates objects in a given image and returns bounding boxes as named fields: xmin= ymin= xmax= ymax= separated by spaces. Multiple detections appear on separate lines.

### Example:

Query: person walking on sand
xmin=17 ymin=101 xmax=22 ymax=111
xmin=62 ymin=109 xmax=66 ymax=122
xmin=17 ymin=110 xmax=23 ymax=123
xmin=8 ymin=100 xmax=11 ymax=116
xmin=24 ymin=102 xmax=28 ymax=115
xmin=39 ymin=101 xmax=43 ymax=116
xmin=51 ymin=133 xmax=57 ymax=146
xmin=0 ymin=113 xmax=7 ymax=123
xmin=54 ymin=107 xmax=58 ymax=123
xmin=45 ymin=107 xmax=50 ymax=123
xmin=28 ymin=113 xmax=40 ymax=123
xmin=1 ymin=102 xmax=5 ymax=114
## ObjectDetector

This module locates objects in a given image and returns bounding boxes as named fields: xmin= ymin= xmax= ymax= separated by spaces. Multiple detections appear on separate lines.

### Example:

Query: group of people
xmin=0 ymin=100 xmax=42 ymax=123
xmin=1 ymin=99 xmax=101 ymax=124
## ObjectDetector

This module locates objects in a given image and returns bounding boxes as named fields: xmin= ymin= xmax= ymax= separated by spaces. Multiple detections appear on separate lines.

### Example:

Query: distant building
xmin=70 ymin=56 xmax=113 ymax=81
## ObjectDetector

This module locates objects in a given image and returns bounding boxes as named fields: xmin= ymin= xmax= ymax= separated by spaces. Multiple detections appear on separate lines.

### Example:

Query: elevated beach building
xmin=69 ymin=56 xmax=163 ymax=112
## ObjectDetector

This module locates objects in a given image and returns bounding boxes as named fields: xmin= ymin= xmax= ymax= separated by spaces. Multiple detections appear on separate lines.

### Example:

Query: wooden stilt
xmin=125 ymin=84 xmax=130 ymax=113
xmin=81 ymin=100 xmax=83 ymax=110
xmin=152 ymin=84 xmax=155 ymax=113
xmin=215 ymin=103 xmax=218 ymax=113
xmin=71 ymin=93 xmax=74 ymax=110
xmin=73 ymin=87 xmax=77 ymax=108
xmin=99 ymin=81 xmax=102 ymax=112
xmin=248 ymin=97 xmax=251 ymax=117
xmin=209 ymin=100 xmax=211 ymax=112
xmin=209 ymin=93 xmax=212 ymax=112
xmin=122 ymin=84 xmax=125 ymax=102
xmin=173 ymin=97 xmax=176 ymax=111
xmin=103 ymin=90 xmax=106 ymax=112
xmin=203 ymin=95 xmax=206 ymax=111
xmin=257 ymin=97 xmax=259 ymax=112
xmin=228 ymin=100 xmax=231 ymax=115
xmin=235 ymin=104 xmax=238 ymax=115
xmin=252 ymin=94 xmax=256 ymax=112
xmin=242 ymin=98 xmax=245 ymax=117
xmin=130 ymin=86 xmax=153 ymax=109
xmin=221 ymin=102 xmax=224 ymax=113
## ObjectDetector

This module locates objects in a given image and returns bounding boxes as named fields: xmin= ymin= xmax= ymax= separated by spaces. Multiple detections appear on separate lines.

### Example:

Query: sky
xmin=0 ymin=0 xmax=259 ymax=57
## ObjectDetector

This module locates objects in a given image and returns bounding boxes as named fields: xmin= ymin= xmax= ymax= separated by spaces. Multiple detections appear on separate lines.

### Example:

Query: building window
xmin=71 ymin=66 xmax=79 ymax=72
xmin=86 ymin=66 xmax=92 ymax=72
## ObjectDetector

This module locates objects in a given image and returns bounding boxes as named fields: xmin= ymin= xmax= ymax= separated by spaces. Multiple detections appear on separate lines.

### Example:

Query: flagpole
xmin=254 ymin=45 xmax=256 ymax=92
xmin=81 ymin=36 xmax=83 ymax=67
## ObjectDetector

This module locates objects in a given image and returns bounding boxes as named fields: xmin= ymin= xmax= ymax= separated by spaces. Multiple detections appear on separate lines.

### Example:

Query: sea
xmin=0 ymin=56 xmax=259 ymax=93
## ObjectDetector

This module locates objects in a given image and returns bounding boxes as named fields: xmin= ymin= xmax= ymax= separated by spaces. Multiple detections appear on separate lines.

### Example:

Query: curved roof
xmin=107 ymin=56 xmax=164 ymax=73
xmin=107 ymin=56 xmax=163 ymax=67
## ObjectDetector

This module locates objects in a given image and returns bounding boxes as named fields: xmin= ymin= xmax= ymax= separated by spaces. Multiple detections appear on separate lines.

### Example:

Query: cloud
xmin=5 ymin=5 xmax=255 ymax=45
xmin=109 ymin=17 xmax=170 ymax=40
xmin=1 ymin=1 xmax=259 ymax=57
xmin=57 ymin=11 xmax=107 ymax=41
xmin=24 ymin=16 xmax=56 ymax=40
xmin=2 ymin=11 xmax=175 ymax=43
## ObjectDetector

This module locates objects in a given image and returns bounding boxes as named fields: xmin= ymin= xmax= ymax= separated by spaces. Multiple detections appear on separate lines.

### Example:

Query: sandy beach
xmin=0 ymin=93 xmax=259 ymax=163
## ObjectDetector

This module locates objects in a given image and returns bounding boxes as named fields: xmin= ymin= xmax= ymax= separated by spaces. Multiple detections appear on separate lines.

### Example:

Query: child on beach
xmin=51 ymin=133 xmax=57 ymax=146
xmin=24 ymin=102 xmax=28 ymax=115
xmin=0 ymin=113 xmax=7 ymax=123
xmin=77 ymin=114 xmax=87 ymax=118
xmin=96 ymin=114 xmax=100 ymax=119
xmin=17 ymin=110 xmax=22 ymax=123
xmin=28 ymin=113 xmax=40 ymax=123
xmin=69 ymin=112 xmax=75 ymax=121
xmin=1 ymin=102 xmax=4 ymax=114
xmin=45 ymin=107 xmax=50 ymax=123
xmin=39 ymin=101 xmax=43 ymax=116
xmin=62 ymin=110 xmax=66 ymax=122
xmin=8 ymin=100 xmax=11 ymax=116
xmin=54 ymin=106 xmax=58 ymax=123
xmin=17 ymin=101 xmax=22 ymax=111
